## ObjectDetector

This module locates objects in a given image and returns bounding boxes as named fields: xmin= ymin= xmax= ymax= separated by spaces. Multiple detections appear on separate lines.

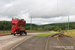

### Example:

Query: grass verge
xmin=0 ymin=32 xmax=11 ymax=34
xmin=26 ymin=30 xmax=49 ymax=33
xmin=34 ymin=32 xmax=59 ymax=37
xmin=64 ymin=29 xmax=75 ymax=36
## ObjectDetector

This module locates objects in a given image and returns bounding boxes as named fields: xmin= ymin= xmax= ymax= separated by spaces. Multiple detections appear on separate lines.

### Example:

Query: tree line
xmin=0 ymin=21 xmax=75 ymax=31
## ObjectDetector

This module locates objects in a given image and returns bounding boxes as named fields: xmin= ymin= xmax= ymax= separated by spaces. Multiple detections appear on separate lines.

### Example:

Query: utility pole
xmin=30 ymin=16 xmax=32 ymax=32
xmin=68 ymin=15 xmax=69 ymax=32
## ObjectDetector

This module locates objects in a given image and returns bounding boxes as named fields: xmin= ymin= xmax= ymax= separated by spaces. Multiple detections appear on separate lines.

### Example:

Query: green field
xmin=65 ymin=29 xmax=75 ymax=36
xmin=0 ymin=30 xmax=11 ymax=34
xmin=34 ymin=32 xmax=59 ymax=37
xmin=0 ymin=30 xmax=49 ymax=34
xmin=26 ymin=30 xmax=49 ymax=33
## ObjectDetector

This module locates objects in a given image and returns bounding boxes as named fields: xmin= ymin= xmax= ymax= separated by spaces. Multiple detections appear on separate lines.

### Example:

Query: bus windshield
xmin=12 ymin=23 xmax=16 ymax=27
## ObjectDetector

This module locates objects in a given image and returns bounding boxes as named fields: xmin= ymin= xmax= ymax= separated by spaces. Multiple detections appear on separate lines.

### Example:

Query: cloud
xmin=0 ymin=0 xmax=75 ymax=24
xmin=0 ymin=0 xmax=75 ymax=18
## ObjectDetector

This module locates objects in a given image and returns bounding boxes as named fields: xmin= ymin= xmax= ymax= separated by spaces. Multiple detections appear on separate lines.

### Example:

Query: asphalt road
xmin=0 ymin=32 xmax=75 ymax=50
xmin=13 ymin=37 xmax=48 ymax=50
xmin=48 ymin=37 xmax=64 ymax=50
xmin=59 ymin=37 xmax=75 ymax=50
xmin=13 ymin=37 xmax=75 ymax=50
xmin=0 ymin=33 xmax=42 ymax=50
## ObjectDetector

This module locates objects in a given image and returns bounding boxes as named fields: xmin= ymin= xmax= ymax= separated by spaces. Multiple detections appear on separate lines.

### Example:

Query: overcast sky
xmin=0 ymin=0 xmax=75 ymax=25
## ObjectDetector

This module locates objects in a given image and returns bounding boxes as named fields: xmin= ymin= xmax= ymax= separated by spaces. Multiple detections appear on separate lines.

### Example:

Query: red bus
xmin=11 ymin=18 xmax=27 ymax=36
